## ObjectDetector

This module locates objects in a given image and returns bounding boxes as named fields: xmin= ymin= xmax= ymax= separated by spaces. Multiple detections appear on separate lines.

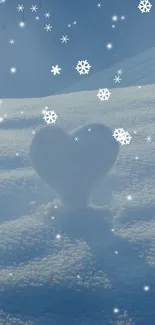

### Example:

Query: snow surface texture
xmin=1 ymin=81 xmax=155 ymax=323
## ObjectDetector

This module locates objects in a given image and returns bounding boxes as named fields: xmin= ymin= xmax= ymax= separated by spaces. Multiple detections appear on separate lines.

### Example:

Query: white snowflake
xmin=120 ymin=15 xmax=126 ymax=20
xmin=0 ymin=99 xmax=3 ymax=105
xmin=60 ymin=35 xmax=69 ymax=43
xmin=9 ymin=39 xmax=15 ymax=45
xmin=43 ymin=110 xmax=58 ymax=124
xmin=138 ymin=0 xmax=152 ymax=13
xmin=113 ymin=128 xmax=132 ymax=145
xmin=117 ymin=69 xmax=123 ymax=75
xmin=51 ymin=65 xmax=61 ymax=75
xmin=97 ymin=88 xmax=111 ymax=101
xmin=44 ymin=24 xmax=52 ymax=31
xmin=30 ymin=5 xmax=38 ymax=12
xmin=44 ymin=12 xmax=50 ymax=18
xmin=17 ymin=4 xmax=24 ymax=11
xmin=113 ymin=75 xmax=122 ymax=83
xmin=75 ymin=60 xmax=91 ymax=75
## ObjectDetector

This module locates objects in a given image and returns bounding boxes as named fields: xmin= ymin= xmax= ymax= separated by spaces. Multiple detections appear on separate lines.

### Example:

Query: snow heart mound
xmin=29 ymin=123 xmax=120 ymax=208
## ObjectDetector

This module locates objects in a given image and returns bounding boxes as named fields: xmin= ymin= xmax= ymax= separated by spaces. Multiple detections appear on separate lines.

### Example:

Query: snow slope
xmin=60 ymin=46 xmax=155 ymax=94
xmin=1 ymin=81 xmax=155 ymax=324
xmin=0 ymin=83 xmax=155 ymax=219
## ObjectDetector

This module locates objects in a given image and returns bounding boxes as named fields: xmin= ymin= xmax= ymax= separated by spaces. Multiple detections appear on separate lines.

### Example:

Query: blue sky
xmin=0 ymin=0 xmax=154 ymax=98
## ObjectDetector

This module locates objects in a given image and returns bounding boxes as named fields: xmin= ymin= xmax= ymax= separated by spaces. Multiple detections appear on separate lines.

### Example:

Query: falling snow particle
xmin=143 ymin=285 xmax=150 ymax=291
xmin=43 ymin=110 xmax=58 ymax=124
xmin=44 ymin=24 xmax=52 ymax=32
xmin=19 ymin=21 xmax=25 ymax=28
xmin=112 ymin=15 xmax=118 ymax=21
xmin=60 ymin=35 xmax=69 ymax=43
xmin=44 ymin=12 xmax=50 ymax=18
xmin=127 ymin=195 xmax=132 ymax=201
xmin=56 ymin=234 xmax=61 ymax=239
xmin=76 ymin=60 xmax=91 ymax=75
xmin=113 ymin=308 xmax=119 ymax=313
xmin=113 ymin=75 xmax=122 ymax=83
xmin=17 ymin=4 xmax=24 ymax=11
xmin=51 ymin=65 xmax=61 ymax=75
xmin=30 ymin=5 xmax=38 ymax=12
xmin=113 ymin=128 xmax=132 ymax=145
xmin=117 ymin=69 xmax=123 ymax=75
xmin=10 ymin=67 xmax=17 ymax=74
xmin=138 ymin=0 xmax=152 ymax=13
xmin=9 ymin=39 xmax=15 ymax=45
xmin=106 ymin=43 xmax=113 ymax=50
xmin=97 ymin=88 xmax=111 ymax=101
xmin=120 ymin=15 xmax=126 ymax=20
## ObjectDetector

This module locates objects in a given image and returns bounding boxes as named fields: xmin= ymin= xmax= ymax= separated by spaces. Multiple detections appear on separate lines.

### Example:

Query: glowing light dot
xmin=10 ymin=67 xmax=16 ymax=74
xmin=112 ymin=15 xmax=118 ymax=21
xmin=106 ymin=43 xmax=113 ymax=50
xmin=143 ymin=285 xmax=150 ymax=291
xmin=113 ymin=308 xmax=119 ymax=313
xmin=19 ymin=21 xmax=25 ymax=28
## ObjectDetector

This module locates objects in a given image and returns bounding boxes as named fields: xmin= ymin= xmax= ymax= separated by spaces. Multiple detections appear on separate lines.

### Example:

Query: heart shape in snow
xmin=29 ymin=123 xmax=119 ymax=207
